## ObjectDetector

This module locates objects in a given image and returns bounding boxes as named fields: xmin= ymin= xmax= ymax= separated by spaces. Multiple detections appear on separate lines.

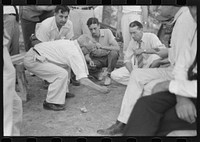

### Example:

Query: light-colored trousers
xmin=3 ymin=40 xmax=22 ymax=136
xmin=69 ymin=9 xmax=94 ymax=39
xmin=111 ymin=54 xmax=160 ymax=85
xmin=3 ymin=14 xmax=20 ymax=56
xmin=121 ymin=12 xmax=142 ymax=54
xmin=23 ymin=49 xmax=69 ymax=105
xmin=117 ymin=66 xmax=174 ymax=124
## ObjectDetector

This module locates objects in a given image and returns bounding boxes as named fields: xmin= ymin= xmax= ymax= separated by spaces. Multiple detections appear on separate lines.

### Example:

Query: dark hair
xmin=129 ymin=21 xmax=143 ymax=29
xmin=87 ymin=17 xmax=99 ymax=27
xmin=55 ymin=6 xmax=70 ymax=14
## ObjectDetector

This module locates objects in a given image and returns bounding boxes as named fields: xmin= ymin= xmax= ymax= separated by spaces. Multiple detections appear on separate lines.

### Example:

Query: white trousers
xmin=69 ymin=9 xmax=94 ymax=38
xmin=111 ymin=54 xmax=160 ymax=85
xmin=121 ymin=12 xmax=142 ymax=54
xmin=23 ymin=49 xmax=69 ymax=104
xmin=117 ymin=67 xmax=174 ymax=124
xmin=3 ymin=42 xmax=22 ymax=136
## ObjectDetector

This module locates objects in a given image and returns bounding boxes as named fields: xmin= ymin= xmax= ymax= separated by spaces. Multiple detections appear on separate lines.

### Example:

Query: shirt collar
xmin=99 ymin=29 xmax=105 ymax=37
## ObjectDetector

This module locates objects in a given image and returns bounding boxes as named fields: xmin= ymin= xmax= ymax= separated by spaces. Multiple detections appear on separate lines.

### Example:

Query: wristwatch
xmin=143 ymin=49 xmax=147 ymax=53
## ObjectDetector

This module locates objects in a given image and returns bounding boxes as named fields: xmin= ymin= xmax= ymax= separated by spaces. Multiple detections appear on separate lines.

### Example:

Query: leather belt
xmin=8 ymin=13 xmax=16 ymax=16
xmin=33 ymin=48 xmax=41 ymax=56
xmin=71 ymin=6 xmax=93 ymax=10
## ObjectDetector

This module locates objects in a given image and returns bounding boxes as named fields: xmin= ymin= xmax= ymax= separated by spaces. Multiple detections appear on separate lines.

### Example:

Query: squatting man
xmin=23 ymin=34 xmax=110 ymax=111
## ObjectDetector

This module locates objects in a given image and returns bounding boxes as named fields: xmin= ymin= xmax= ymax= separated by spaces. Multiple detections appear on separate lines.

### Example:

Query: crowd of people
xmin=3 ymin=5 xmax=197 ymax=136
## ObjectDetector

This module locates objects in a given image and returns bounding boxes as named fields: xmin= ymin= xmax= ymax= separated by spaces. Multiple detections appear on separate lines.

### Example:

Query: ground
xmin=21 ymin=73 xmax=126 ymax=136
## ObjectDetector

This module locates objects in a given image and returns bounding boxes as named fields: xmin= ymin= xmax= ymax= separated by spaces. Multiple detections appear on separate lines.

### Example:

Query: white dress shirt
xmin=124 ymin=32 xmax=165 ymax=68
xmin=169 ymin=7 xmax=197 ymax=98
xmin=36 ymin=16 xmax=74 ymax=42
xmin=3 ymin=6 xmax=16 ymax=14
xmin=34 ymin=40 xmax=88 ymax=80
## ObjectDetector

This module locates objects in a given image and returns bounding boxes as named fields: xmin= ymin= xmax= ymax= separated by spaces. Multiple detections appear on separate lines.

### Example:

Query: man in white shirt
xmin=3 ymin=6 xmax=20 ymax=55
xmin=116 ymin=6 xmax=148 ymax=54
xmin=111 ymin=20 xmax=165 ymax=85
xmin=123 ymin=6 xmax=197 ymax=136
xmin=97 ymin=6 xmax=194 ymax=135
xmin=36 ymin=6 xmax=74 ymax=42
xmin=23 ymin=35 xmax=110 ymax=111
xmin=3 ymin=30 xmax=23 ymax=136
xmin=35 ymin=6 xmax=80 ymax=87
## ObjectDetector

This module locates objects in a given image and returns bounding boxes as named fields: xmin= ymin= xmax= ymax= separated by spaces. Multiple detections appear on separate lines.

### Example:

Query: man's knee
xmin=109 ymin=50 xmax=119 ymax=59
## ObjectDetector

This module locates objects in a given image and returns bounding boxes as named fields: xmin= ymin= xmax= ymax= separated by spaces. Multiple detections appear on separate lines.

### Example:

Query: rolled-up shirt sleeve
xmin=169 ymin=80 xmax=197 ymax=98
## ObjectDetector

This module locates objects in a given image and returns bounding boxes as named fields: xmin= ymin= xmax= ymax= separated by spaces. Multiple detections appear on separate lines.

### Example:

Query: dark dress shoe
xmin=97 ymin=121 xmax=126 ymax=135
xmin=66 ymin=92 xmax=75 ymax=98
xmin=70 ymin=78 xmax=80 ymax=86
xmin=43 ymin=101 xmax=65 ymax=111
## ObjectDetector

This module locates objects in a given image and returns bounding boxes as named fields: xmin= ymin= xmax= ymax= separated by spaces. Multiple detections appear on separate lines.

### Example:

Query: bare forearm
xmin=79 ymin=78 xmax=102 ymax=91
xmin=102 ymin=45 xmax=120 ymax=51
xmin=36 ymin=6 xmax=56 ymax=11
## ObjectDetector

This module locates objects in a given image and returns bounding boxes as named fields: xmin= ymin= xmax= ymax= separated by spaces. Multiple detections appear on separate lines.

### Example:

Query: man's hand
xmin=99 ymin=86 xmax=110 ymax=94
xmin=149 ymin=58 xmax=162 ymax=68
xmin=176 ymin=96 xmax=196 ymax=123
xmin=89 ymin=60 xmax=96 ymax=67
xmin=134 ymin=48 xmax=144 ymax=56
xmin=95 ymin=42 xmax=102 ymax=49
xmin=152 ymin=81 xmax=170 ymax=94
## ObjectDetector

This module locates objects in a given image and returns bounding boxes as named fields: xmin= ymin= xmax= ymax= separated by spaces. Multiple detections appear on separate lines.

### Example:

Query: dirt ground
xmin=18 ymin=24 xmax=128 ymax=136
xmin=20 ymin=73 xmax=126 ymax=136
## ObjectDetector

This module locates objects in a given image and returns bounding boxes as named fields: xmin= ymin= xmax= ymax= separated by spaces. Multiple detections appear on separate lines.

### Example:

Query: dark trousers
xmin=20 ymin=11 xmax=54 ymax=51
xmin=88 ymin=50 xmax=119 ymax=74
xmin=123 ymin=91 xmax=196 ymax=136
xmin=21 ymin=18 xmax=37 ymax=51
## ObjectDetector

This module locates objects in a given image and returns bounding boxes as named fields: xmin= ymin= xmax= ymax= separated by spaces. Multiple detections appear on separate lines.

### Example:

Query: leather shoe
xmin=66 ymin=92 xmax=75 ymax=98
xmin=70 ymin=78 xmax=80 ymax=86
xmin=97 ymin=121 xmax=126 ymax=135
xmin=43 ymin=101 xmax=65 ymax=111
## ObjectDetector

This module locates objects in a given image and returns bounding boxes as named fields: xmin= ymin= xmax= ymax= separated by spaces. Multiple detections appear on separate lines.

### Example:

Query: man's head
xmin=77 ymin=34 xmax=96 ymax=52
xmin=87 ymin=17 xmax=100 ymax=37
xmin=54 ymin=6 xmax=70 ymax=28
xmin=189 ymin=6 xmax=197 ymax=22
xmin=129 ymin=21 xmax=143 ymax=42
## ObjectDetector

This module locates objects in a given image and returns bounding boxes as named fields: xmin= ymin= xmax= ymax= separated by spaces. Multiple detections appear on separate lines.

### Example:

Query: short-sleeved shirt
xmin=89 ymin=29 xmax=118 ymax=57
xmin=34 ymin=40 xmax=88 ymax=80
xmin=36 ymin=16 xmax=74 ymax=42
xmin=124 ymin=32 xmax=165 ymax=68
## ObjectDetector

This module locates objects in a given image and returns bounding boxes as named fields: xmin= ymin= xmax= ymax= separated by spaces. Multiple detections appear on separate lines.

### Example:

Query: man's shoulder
xmin=40 ymin=16 xmax=54 ymax=26
xmin=64 ymin=19 xmax=73 ymax=28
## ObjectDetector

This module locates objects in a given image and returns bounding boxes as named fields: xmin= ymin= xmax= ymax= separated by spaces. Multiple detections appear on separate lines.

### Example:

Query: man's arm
xmin=35 ymin=6 xmax=56 ymax=11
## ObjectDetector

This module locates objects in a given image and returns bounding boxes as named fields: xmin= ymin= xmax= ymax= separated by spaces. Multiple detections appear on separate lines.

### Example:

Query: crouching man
xmin=23 ymin=34 xmax=110 ymax=111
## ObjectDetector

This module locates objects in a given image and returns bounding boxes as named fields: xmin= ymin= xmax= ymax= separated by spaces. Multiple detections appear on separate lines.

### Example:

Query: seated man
xmin=111 ymin=20 xmax=166 ymax=85
xmin=23 ymin=34 xmax=110 ymax=111
xmin=85 ymin=17 xmax=120 ymax=85
xmin=124 ymin=6 xmax=197 ymax=134
xmin=97 ymin=6 xmax=195 ymax=135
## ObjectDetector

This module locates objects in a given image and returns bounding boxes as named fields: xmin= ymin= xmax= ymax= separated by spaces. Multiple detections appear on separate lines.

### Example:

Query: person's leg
xmin=97 ymin=68 xmax=170 ymax=135
xmin=156 ymin=99 xmax=196 ymax=136
xmin=12 ymin=93 xmax=23 ymax=136
xmin=20 ymin=18 xmax=36 ymax=51
xmin=24 ymin=49 xmax=69 ymax=105
xmin=3 ymin=35 xmax=22 ymax=136
xmin=111 ymin=66 xmax=130 ymax=85
xmin=10 ymin=20 xmax=20 ymax=55
xmin=80 ymin=9 xmax=94 ymax=35
xmin=4 ymin=15 xmax=15 ymax=54
xmin=123 ymin=91 xmax=177 ymax=136
xmin=107 ymin=50 xmax=119 ymax=73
